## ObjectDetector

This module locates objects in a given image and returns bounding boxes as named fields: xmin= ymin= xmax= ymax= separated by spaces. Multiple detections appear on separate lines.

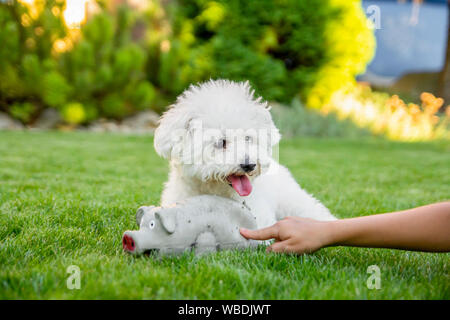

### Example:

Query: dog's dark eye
xmin=216 ymin=139 xmax=227 ymax=149
xmin=245 ymin=136 xmax=252 ymax=142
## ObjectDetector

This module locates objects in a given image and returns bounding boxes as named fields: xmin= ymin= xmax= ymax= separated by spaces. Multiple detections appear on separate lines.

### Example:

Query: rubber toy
xmin=122 ymin=195 xmax=260 ymax=255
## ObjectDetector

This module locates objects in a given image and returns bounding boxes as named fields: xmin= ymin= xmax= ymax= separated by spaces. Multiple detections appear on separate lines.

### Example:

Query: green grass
xmin=0 ymin=131 xmax=449 ymax=299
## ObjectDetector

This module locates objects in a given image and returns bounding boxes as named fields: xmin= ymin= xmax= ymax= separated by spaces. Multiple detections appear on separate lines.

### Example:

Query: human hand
xmin=241 ymin=202 xmax=450 ymax=254
xmin=240 ymin=217 xmax=333 ymax=254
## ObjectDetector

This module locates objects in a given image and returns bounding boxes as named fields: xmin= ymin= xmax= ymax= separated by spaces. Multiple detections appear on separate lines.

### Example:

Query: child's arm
xmin=240 ymin=202 xmax=450 ymax=254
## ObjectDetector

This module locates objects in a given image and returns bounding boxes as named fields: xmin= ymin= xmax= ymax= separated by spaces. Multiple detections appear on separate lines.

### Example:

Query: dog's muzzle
xmin=240 ymin=163 xmax=256 ymax=172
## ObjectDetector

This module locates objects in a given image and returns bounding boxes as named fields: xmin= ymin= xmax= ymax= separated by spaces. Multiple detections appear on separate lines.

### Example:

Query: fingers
xmin=240 ymin=224 xmax=279 ymax=240
xmin=267 ymin=241 xmax=316 ymax=254
xmin=266 ymin=241 xmax=292 ymax=253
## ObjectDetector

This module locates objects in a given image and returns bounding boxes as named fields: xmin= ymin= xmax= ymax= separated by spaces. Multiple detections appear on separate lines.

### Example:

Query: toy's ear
xmin=155 ymin=211 xmax=177 ymax=234
xmin=136 ymin=206 xmax=155 ymax=226
xmin=154 ymin=104 xmax=195 ymax=160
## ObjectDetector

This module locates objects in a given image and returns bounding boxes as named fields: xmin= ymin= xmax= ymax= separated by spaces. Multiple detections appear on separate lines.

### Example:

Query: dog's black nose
xmin=240 ymin=163 xmax=256 ymax=172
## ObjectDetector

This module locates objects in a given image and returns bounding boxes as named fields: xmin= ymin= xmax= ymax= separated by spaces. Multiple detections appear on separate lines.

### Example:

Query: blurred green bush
xmin=0 ymin=0 xmax=374 ymax=125
xmin=0 ymin=1 xmax=156 ymax=124
xmin=161 ymin=0 xmax=375 ymax=106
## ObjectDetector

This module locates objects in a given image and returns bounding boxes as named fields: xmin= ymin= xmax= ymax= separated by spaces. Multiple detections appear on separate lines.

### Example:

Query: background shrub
xmin=58 ymin=9 xmax=156 ymax=121
xmin=0 ymin=0 xmax=67 ymax=122
xmin=0 ymin=0 xmax=374 ymax=125
xmin=161 ymin=0 xmax=375 ymax=104
xmin=0 ymin=1 xmax=157 ymax=124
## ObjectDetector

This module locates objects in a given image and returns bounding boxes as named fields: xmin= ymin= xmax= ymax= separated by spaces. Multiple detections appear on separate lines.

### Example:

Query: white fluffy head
xmin=154 ymin=79 xmax=280 ymax=196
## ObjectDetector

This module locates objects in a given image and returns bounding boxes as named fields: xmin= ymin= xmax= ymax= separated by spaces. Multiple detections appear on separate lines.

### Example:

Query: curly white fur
xmin=154 ymin=79 xmax=336 ymax=228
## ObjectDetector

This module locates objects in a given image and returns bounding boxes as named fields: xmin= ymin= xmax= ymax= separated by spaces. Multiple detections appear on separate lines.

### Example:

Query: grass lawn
xmin=0 ymin=131 xmax=449 ymax=299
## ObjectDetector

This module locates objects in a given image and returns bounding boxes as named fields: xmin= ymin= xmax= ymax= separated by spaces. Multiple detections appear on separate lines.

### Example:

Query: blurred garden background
xmin=0 ymin=0 xmax=449 ymax=299
xmin=0 ymin=0 xmax=449 ymax=140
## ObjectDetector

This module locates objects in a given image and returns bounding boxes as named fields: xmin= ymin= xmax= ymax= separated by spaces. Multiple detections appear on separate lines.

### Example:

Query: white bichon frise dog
xmin=154 ymin=79 xmax=336 ymax=229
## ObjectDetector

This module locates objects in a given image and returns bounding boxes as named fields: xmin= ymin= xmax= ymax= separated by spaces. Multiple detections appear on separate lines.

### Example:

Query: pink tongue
xmin=227 ymin=174 xmax=252 ymax=196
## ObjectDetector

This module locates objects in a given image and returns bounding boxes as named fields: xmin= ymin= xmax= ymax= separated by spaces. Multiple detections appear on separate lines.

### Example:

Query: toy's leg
xmin=194 ymin=232 xmax=217 ymax=255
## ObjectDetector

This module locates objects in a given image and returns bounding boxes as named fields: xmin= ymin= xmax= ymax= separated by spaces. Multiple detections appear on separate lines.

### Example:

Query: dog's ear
xmin=155 ymin=210 xmax=177 ymax=234
xmin=154 ymin=104 xmax=194 ymax=159
xmin=263 ymin=104 xmax=281 ymax=147
xmin=269 ymin=124 xmax=281 ymax=146
xmin=248 ymin=91 xmax=281 ymax=147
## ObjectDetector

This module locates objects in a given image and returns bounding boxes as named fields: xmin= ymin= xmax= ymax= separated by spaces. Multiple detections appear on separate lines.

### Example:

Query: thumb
xmin=240 ymin=224 xmax=279 ymax=240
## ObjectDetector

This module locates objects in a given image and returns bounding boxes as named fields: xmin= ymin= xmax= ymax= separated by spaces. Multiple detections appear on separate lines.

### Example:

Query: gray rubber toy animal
xmin=122 ymin=195 xmax=261 ymax=255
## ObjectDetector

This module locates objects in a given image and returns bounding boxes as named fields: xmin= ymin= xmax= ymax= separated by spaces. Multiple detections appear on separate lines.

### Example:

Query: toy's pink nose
xmin=122 ymin=234 xmax=135 ymax=252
